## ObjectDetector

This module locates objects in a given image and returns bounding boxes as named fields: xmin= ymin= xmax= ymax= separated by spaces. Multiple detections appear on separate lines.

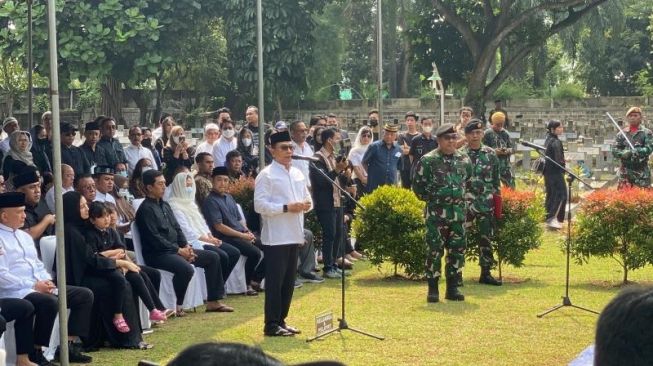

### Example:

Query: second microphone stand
xmin=532 ymin=147 xmax=599 ymax=318
xmin=306 ymin=160 xmax=384 ymax=342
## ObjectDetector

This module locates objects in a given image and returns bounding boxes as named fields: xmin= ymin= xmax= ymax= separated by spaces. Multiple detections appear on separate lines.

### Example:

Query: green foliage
xmin=634 ymin=68 xmax=653 ymax=96
xmin=351 ymin=186 xmax=427 ymax=278
xmin=34 ymin=94 xmax=50 ymax=113
xmin=493 ymin=79 xmax=537 ymax=101
xmin=75 ymin=80 xmax=101 ymax=115
xmin=552 ymin=82 xmax=586 ymax=100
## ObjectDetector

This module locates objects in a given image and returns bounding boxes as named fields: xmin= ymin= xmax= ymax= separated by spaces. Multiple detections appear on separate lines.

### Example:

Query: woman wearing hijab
xmin=1 ymin=131 xmax=36 ymax=188
xmin=167 ymin=172 xmax=242 ymax=292
xmin=162 ymin=126 xmax=194 ymax=185
xmin=60 ymin=191 xmax=150 ymax=350
xmin=237 ymin=127 xmax=258 ymax=176
xmin=543 ymin=120 xmax=567 ymax=230
xmin=347 ymin=126 xmax=374 ymax=192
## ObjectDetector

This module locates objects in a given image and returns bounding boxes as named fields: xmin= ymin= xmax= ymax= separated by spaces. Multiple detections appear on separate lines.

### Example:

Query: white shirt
xmin=255 ymin=161 xmax=312 ymax=246
xmin=124 ymin=144 xmax=158 ymax=174
xmin=172 ymin=210 xmax=209 ymax=244
xmin=212 ymin=137 xmax=238 ymax=167
xmin=0 ymin=223 xmax=52 ymax=299
xmin=0 ymin=138 xmax=9 ymax=154
xmin=94 ymin=191 xmax=117 ymax=205
xmin=291 ymin=141 xmax=313 ymax=188
xmin=195 ymin=141 xmax=216 ymax=156
xmin=45 ymin=185 xmax=74 ymax=213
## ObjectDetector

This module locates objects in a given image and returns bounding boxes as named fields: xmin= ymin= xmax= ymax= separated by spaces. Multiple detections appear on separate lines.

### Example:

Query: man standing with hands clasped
xmin=397 ymin=111 xmax=420 ymax=189
xmin=255 ymin=130 xmax=312 ymax=337
xmin=612 ymin=107 xmax=653 ymax=189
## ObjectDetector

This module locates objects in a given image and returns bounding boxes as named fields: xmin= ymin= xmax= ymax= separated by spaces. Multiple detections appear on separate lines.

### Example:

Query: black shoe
xmin=68 ymin=342 xmax=93 ymax=363
xmin=264 ymin=325 xmax=294 ymax=337
xmin=479 ymin=268 xmax=502 ymax=286
xmin=445 ymin=277 xmax=465 ymax=301
xmin=427 ymin=278 xmax=439 ymax=303
xmin=29 ymin=349 xmax=54 ymax=366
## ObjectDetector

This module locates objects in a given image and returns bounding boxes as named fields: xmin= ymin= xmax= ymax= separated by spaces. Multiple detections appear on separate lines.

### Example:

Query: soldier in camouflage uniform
xmin=461 ymin=120 xmax=502 ymax=286
xmin=612 ymin=107 xmax=653 ymax=189
xmin=482 ymin=112 xmax=515 ymax=188
xmin=412 ymin=123 xmax=472 ymax=303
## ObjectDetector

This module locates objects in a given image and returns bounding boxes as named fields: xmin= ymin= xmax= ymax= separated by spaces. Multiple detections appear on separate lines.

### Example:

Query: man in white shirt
xmin=212 ymin=120 xmax=238 ymax=168
xmin=195 ymin=123 xmax=220 ymax=156
xmin=0 ymin=191 xmax=94 ymax=364
xmin=124 ymin=126 xmax=158 ymax=175
xmin=290 ymin=121 xmax=313 ymax=186
xmin=93 ymin=166 xmax=116 ymax=204
xmin=254 ymin=130 xmax=312 ymax=337
xmin=45 ymin=164 xmax=75 ymax=213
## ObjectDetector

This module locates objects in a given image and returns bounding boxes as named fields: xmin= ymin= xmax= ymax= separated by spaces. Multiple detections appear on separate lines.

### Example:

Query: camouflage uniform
xmin=461 ymin=145 xmax=500 ymax=270
xmin=482 ymin=128 xmax=515 ymax=188
xmin=612 ymin=126 xmax=653 ymax=189
xmin=412 ymin=149 xmax=472 ymax=282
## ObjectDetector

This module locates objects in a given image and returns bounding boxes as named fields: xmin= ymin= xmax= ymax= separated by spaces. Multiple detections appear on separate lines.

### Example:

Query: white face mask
xmin=172 ymin=136 xmax=181 ymax=145
xmin=222 ymin=129 xmax=235 ymax=139
xmin=422 ymin=126 xmax=433 ymax=133
xmin=118 ymin=188 xmax=130 ymax=198
xmin=242 ymin=138 xmax=252 ymax=147
xmin=117 ymin=171 xmax=128 ymax=178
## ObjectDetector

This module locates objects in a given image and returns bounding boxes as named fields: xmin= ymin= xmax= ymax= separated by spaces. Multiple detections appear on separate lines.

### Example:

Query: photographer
xmin=162 ymin=126 xmax=194 ymax=185
xmin=309 ymin=128 xmax=355 ymax=279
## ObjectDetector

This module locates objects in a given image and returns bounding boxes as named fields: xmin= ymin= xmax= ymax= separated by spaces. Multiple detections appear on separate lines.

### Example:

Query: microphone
xmin=291 ymin=155 xmax=319 ymax=162
xmin=520 ymin=140 xmax=546 ymax=151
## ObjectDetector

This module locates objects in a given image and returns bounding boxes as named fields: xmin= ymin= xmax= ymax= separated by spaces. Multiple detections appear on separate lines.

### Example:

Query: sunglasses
xmin=277 ymin=144 xmax=294 ymax=151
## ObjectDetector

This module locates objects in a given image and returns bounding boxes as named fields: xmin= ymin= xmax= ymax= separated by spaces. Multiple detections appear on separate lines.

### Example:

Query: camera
xmin=339 ymin=138 xmax=352 ymax=158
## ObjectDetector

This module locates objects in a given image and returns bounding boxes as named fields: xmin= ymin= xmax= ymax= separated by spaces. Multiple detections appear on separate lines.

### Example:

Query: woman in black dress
xmin=543 ymin=120 xmax=567 ymax=229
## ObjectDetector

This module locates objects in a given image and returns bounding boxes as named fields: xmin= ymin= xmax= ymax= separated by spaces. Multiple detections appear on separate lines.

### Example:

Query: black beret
xmin=12 ymin=167 xmax=40 ymax=188
xmin=464 ymin=119 xmax=484 ymax=134
xmin=212 ymin=166 xmax=229 ymax=177
xmin=60 ymin=122 xmax=78 ymax=133
xmin=0 ymin=192 xmax=25 ymax=208
xmin=93 ymin=166 xmax=115 ymax=176
xmin=84 ymin=121 xmax=100 ymax=131
xmin=435 ymin=123 xmax=456 ymax=138
xmin=270 ymin=130 xmax=291 ymax=145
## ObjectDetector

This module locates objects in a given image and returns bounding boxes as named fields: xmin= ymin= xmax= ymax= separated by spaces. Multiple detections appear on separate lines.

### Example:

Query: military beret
xmin=269 ymin=130 xmax=291 ymax=145
xmin=85 ymin=121 xmax=100 ymax=131
xmin=0 ymin=192 xmax=25 ymax=208
xmin=212 ymin=166 xmax=229 ymax=177
xmin=490 ymin=112 xmax=506 ymax=124
xmin=626 ymin=107 xmax=642 ymax=117
xmin=383 ymin=124 xmax=399 ymax=132
xmin=12 ymin=167 xmax=40 ymax=188
xmin=435 ymin=123 xmax=456 ymax=138
xmin=93 ymin=166 xmax=115 ymax=176
xmin=464 ymin=119 xmax=484 ymax=134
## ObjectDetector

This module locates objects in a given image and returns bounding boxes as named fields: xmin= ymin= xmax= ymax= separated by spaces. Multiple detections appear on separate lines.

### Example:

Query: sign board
xmin=315 ymin=311 xmax=334 ymax=337
xmin=339 ymin=89 xmax=353 ymax=101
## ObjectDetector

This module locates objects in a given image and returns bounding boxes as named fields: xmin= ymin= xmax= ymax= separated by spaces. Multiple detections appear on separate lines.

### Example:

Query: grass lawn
xmin=89 ymin=230 xmax=650 ymax=366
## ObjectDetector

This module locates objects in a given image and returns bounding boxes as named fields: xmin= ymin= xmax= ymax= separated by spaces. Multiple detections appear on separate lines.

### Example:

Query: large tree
xmin=433 ymin=0 xmax=609 ymax=114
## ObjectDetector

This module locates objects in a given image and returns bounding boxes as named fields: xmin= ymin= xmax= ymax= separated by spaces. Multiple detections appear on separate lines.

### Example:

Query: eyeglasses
xmin=277 ymin=144 xmax=294 ymax=151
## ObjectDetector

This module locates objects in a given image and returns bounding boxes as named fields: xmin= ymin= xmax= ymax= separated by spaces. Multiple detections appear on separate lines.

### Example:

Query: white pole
xmin=256 ymin=0 xmax=265 ymax=167
xmin=46 ymin=0 xmax=69 ymax=364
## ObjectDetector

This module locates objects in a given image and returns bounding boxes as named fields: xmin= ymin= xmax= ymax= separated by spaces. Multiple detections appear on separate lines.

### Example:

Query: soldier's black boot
xmin=445 ymin=276 xmax=465 ymax=301
xmin=479 ymin=267 xmax=502 ymax=286
xmin=427 ymin=278 xmax=439 ymax=303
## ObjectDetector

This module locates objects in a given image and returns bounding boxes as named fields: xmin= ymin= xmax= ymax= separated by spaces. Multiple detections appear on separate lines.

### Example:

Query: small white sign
xmin=315 ymin=311 xmax=334 ymax=337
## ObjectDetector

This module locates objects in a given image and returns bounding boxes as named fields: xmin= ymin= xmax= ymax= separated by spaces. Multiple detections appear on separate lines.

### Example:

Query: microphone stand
xmin=531 ymin=147 xmax=599 ymax=318
xmin=306 ymin=160 xmax=384 ymax=342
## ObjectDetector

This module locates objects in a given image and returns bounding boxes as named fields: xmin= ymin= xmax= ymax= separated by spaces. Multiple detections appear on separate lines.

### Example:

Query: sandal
xmin=245 ymin=288 xmax=258 ymax=296
xmin=174 ymin=309 xmax=187 ymax=317
xmin=113 ymin=316 xmax=130 ymax=333
xmin=138 ymin=341 xmax=153 ymax=350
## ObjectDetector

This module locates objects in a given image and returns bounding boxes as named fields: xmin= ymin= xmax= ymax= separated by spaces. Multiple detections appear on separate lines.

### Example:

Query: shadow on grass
xmin=569 ymin=280 xmax=653 ymax=293
xmin=422 ymin=300 xmax=481 ymax=314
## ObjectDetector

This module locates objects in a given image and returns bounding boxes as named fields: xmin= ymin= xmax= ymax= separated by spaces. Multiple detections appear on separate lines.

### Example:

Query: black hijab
xmin=63 ymin=191 xmax=86 ymax=228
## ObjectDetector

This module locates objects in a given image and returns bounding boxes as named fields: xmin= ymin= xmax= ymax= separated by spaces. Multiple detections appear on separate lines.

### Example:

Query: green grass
xmin=90 ymin=231 xmax=651 ymax=366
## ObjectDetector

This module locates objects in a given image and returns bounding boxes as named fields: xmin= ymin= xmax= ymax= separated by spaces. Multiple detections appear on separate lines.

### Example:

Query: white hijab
xmin=167 ymin=172 xmax=210 ymax=235
xmin=348 ymin=126 xmax=373 ymax=160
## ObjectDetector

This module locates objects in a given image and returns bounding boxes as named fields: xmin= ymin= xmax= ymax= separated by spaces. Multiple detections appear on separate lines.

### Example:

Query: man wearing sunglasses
xmin=412 ymin=123 xmax=472 ymax=303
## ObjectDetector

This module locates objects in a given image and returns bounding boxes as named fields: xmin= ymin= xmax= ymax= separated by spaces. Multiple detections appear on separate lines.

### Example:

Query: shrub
xmin=571 ymin=188 xmax=653 ymax=284
xmin=351 ymin=186 xmax=427 ymax=278
xmin=552 ymin=82 xmax=585 ymax=100
xmin=227 ymin=177 xmax=255 ymax=218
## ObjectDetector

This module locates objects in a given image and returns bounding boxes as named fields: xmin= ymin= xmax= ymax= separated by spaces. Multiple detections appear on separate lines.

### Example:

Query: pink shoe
xmin=113 ymin=316 xmax=130 ymax=333
xmin=149 ymin=309 xmax=167 ymax=322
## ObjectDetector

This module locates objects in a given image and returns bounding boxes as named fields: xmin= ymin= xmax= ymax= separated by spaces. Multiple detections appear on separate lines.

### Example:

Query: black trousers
xmin=0 ymin=298 xmax=36 ymax=355
xmin=263 ymin=244 xmax=299 ymax=331
xmin=400 ymin=168 xmax=412 ymax=189
xmin=316 ymin=209 xmax=343 ymax=272
xmin=202 ymin=242 xmax=239 ymax=282
xmin=544 ymin=172 xmax=567 ymax=222
xmin=125 ymin=270 xmax=165 ymax=311
xmin=100 ymin=270 xmax=129 ymax=314
xmin=224 ymin=236 xmax=264 ymax=284
xmin=23 ymin=286 xmax=94 ymax=347
xmin=146 ymin=249 xmax=225 ymax=305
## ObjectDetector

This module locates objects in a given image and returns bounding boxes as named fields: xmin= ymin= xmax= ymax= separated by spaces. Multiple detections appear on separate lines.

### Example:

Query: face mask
xmin=186 ymin=186 xmax=194 ymax=195
xmin=118 ymin=188 xmax=130 ymax=198
xmin=117 ymin=171 xmax=128 ymax=178
xmin=242 ymin=138 xmax=252 ymax=147
xmin=222 ymin=129 xmax=235 ymax=139
xmin=422 ymin=126 xmax=433 ymax=133
xmin=142 ymin=138 xmax=152 ymax=147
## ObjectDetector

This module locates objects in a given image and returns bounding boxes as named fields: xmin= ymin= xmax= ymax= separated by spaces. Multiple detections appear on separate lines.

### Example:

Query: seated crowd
xmin=0 ymin=107 xmax=366 ymax=364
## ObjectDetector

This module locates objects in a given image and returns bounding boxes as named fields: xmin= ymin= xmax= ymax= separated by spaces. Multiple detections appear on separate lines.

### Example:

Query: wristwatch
xmin=283 ymin=204 xmax=288 ymax=213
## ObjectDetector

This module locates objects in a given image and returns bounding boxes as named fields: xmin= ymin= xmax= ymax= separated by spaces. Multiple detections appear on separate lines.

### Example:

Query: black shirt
xmin=135 ymin=197 xmax=188 ymax=258
xmin=409 ymin=134 xmax=438 ymax=164
xmin=97 ymin=136 xmax=127 ymax=167
xmin=84 ymin=226 xmax=126 ymax=253
xmin=61 ymin=144 xmax=91 ymax=175
xmin=202 ymin=191 xmax=247 ymax=239
xmin=397 ymin=131 xmax=420 ymax=171
xmin=21 ymin=200 xmax=54 ymax=247
xmin=80 ymin=143 xmax=111 ymax=169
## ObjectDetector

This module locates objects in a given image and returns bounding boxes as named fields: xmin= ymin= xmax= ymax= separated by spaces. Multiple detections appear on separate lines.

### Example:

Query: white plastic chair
xmin=225 ymin=256 xmax=248 ymax=295
xmin=131 ymin=223 xmax=205 ymax=310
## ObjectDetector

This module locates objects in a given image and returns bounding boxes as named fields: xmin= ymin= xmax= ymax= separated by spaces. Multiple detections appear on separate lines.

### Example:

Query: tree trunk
xmin=397 ymin=0 xmax=411 ymax=98
xmin=623 ymin=264 xmax=628 ymax=284
xmin=532 ymin=46 xmax=547 ymax=90
xmin=100 ymin=76 xmax=123 ymax=121
xmin=385 ymin=0 xmax=398 ymax=98
xmin=276 ymin=94 xmax=283 ymax=122
xmin=153 ymin=72 xmax=164 ymax=126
